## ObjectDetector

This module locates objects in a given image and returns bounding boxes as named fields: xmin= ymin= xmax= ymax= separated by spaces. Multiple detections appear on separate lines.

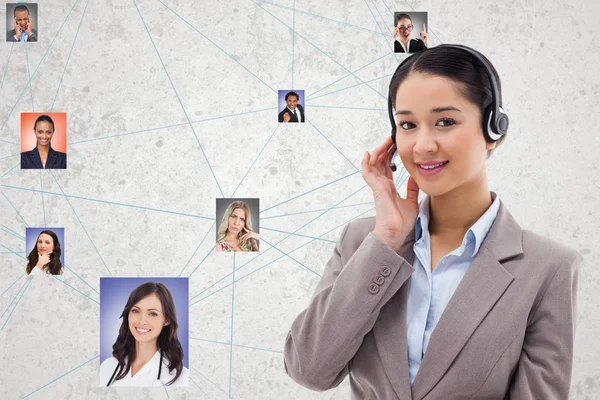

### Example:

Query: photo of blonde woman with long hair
xmin=216 ymin=199 xmax=260 ymax=252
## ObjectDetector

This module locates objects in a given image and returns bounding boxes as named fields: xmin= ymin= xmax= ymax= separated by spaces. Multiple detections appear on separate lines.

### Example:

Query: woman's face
xmin=227 ymin=207 xmax=246 ymax=235
xmin=396 ymin=18 xmax=413 ymax=40
xmin=34 ymin=121 xmax=54 ymax=146
xmin=128 ymin=293 xmax=169 ymax=344
xmin=394 ymin=73 xmax=496 ymax=198
xmin=36 ymin=233 xmax=54 ymax=254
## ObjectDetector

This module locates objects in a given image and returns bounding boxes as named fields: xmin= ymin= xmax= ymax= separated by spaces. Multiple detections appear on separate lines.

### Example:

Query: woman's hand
xmin=393 ymin=26 xmax=400 ymax=42
xmin=420 ymin=23 xmax=428 ymax=47
xmin=240 ymin=228 xmax=260 ymax=242
xmin=361 ymin=136 xmax=420 ymax=251
xmin=36 ymin=251 xmax=52 ymax=269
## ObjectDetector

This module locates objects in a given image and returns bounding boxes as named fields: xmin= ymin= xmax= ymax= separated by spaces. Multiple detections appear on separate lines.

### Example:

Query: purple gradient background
xmin=99 ymin=277 xmax=189 ymax=367
xmin=277 ymin=89 xmax=305 ymax=116
xmin=25 ymin=227 xmax=65 ymax=267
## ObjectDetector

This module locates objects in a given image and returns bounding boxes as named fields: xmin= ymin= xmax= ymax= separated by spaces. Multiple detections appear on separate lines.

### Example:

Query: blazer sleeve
xmin=507 ymin=250 xmax=582 ymax=399
xmin=20 ymin=152 xmax=29 ymax=169
xmin=283 ymin=221 xmax=414 ymax=391
xmin=57 ymin=152 xmax=67 ymax=169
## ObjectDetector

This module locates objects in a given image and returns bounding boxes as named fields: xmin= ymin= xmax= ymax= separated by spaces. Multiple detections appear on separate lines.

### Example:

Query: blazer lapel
xmin=373 ymin=226 xmax=417 ymax=400
xmin=31 ymin=147 xmax=43 ymax=169
xmin=46 ymin=147 xmax=59 ymax=169
xmin=411 ymin=200 xmax=524 ymax=400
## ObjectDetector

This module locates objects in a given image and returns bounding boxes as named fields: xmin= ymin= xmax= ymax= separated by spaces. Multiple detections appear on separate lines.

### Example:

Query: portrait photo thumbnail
xmin=278 ymin=90 xmax=305 ymax=123
xmin=20 ymin=112 xmax=67 ymax=169
xmin=6 ymin=3 xmax=38 ymax=42
xmin=393 ymin=11 xmax=428 ymax=53
xmin=216 ymin=198 xmax=260 ymax=252
xmin=25 ymin=227 xmax=65 ymax=276
xmin=99 ymin=277 xmax=189 ymax=387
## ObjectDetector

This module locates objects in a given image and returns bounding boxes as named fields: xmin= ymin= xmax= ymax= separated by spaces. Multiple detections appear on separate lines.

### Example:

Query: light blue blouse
xmin=406 ymin=192 xmax=500 ymax=384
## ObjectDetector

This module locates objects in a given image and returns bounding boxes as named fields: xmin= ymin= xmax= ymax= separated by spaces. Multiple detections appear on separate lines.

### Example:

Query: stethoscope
xmin=106 ymin=349 xmax=163 ymax=387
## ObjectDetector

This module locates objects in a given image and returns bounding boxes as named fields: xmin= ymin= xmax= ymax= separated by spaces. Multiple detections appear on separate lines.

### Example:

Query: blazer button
xmin=380 ymin=266 xmax=391 ymax=277
xmin=368 ymin=283 xmax=380 ymax=295
xmin=373 ymin=274 xmax=385 ymax=285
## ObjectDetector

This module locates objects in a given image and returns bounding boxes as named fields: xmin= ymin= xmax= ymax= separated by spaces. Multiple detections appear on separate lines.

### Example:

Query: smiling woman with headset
xmin=100 ymin=282 xmax=189 ymax=387
xmin=284 ymin=44 xmax=582 ymax=399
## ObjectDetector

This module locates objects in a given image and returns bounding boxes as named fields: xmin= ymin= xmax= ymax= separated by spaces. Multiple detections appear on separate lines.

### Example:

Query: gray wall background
xmin=0 ymin=0 xmax=599 ymax=399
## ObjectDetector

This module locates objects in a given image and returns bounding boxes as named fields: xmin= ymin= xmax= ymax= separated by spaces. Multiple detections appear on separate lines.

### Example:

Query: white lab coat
xmin=99 ymin=350 xmax=189 ymax=387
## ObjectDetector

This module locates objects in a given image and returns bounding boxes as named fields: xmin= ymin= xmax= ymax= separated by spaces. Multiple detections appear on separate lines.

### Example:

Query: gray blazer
xmin=284 ymin=198 xmax=582 ymax=399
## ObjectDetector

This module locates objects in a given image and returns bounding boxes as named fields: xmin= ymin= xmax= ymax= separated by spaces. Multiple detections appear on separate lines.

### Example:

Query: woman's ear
xmin=164 ymin=321 xmax=170 ymax=326
xmin=485 ymin=141 xmax=497 ymax=151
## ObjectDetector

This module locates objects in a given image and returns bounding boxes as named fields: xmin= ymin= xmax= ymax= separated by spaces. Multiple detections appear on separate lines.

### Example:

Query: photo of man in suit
xmin=6 ymin=4 xmax=38 ymax=42
xmin=278 ymin=91 xmax=305 ymax=123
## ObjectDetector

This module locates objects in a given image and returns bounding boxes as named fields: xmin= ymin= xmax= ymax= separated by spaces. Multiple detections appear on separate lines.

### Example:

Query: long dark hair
xmin=111 ymin=282 xmax=184 ymax=385
xmin=26 ymin=230 xmax=63 ymax=275
xmin=389 ymin=45 xmax=506 ymax=158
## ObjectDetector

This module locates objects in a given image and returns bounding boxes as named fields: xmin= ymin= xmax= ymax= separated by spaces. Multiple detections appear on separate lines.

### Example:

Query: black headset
xmin=387 ymin=44 xmax=509 ymax=171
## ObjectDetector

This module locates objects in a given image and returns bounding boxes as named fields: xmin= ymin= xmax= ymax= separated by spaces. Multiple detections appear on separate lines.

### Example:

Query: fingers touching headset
xmin=362 ymin=137 xmax=420 ymax=251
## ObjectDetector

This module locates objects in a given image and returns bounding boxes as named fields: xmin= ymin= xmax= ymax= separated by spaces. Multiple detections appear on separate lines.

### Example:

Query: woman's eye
xmin=436 ymin=118 xmax=456 ymax=127
xmin=399 ymin=121 xmax=415 ymax=130
xmin=131 ymin=309 xmax=138 ymax=313
xmin=150 ymin=312 xmax=158 ymax=317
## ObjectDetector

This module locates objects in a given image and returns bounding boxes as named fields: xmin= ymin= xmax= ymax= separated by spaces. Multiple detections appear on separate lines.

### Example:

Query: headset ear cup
xmin=497 ymin=106 xmax=509 ymax=135
xmin=484 ymin=107 xmax=509 ymax=142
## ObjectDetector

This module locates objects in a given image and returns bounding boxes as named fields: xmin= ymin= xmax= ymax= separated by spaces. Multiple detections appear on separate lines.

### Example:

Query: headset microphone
xmin=389 ymin=144 xmax=398 ymax=172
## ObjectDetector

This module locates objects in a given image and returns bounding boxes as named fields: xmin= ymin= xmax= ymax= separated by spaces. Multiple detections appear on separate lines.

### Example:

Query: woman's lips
xmin=417 ymin=161 xmax=449 ymax=176
xmin=135 ymin=327 xmax=151 ymax=334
